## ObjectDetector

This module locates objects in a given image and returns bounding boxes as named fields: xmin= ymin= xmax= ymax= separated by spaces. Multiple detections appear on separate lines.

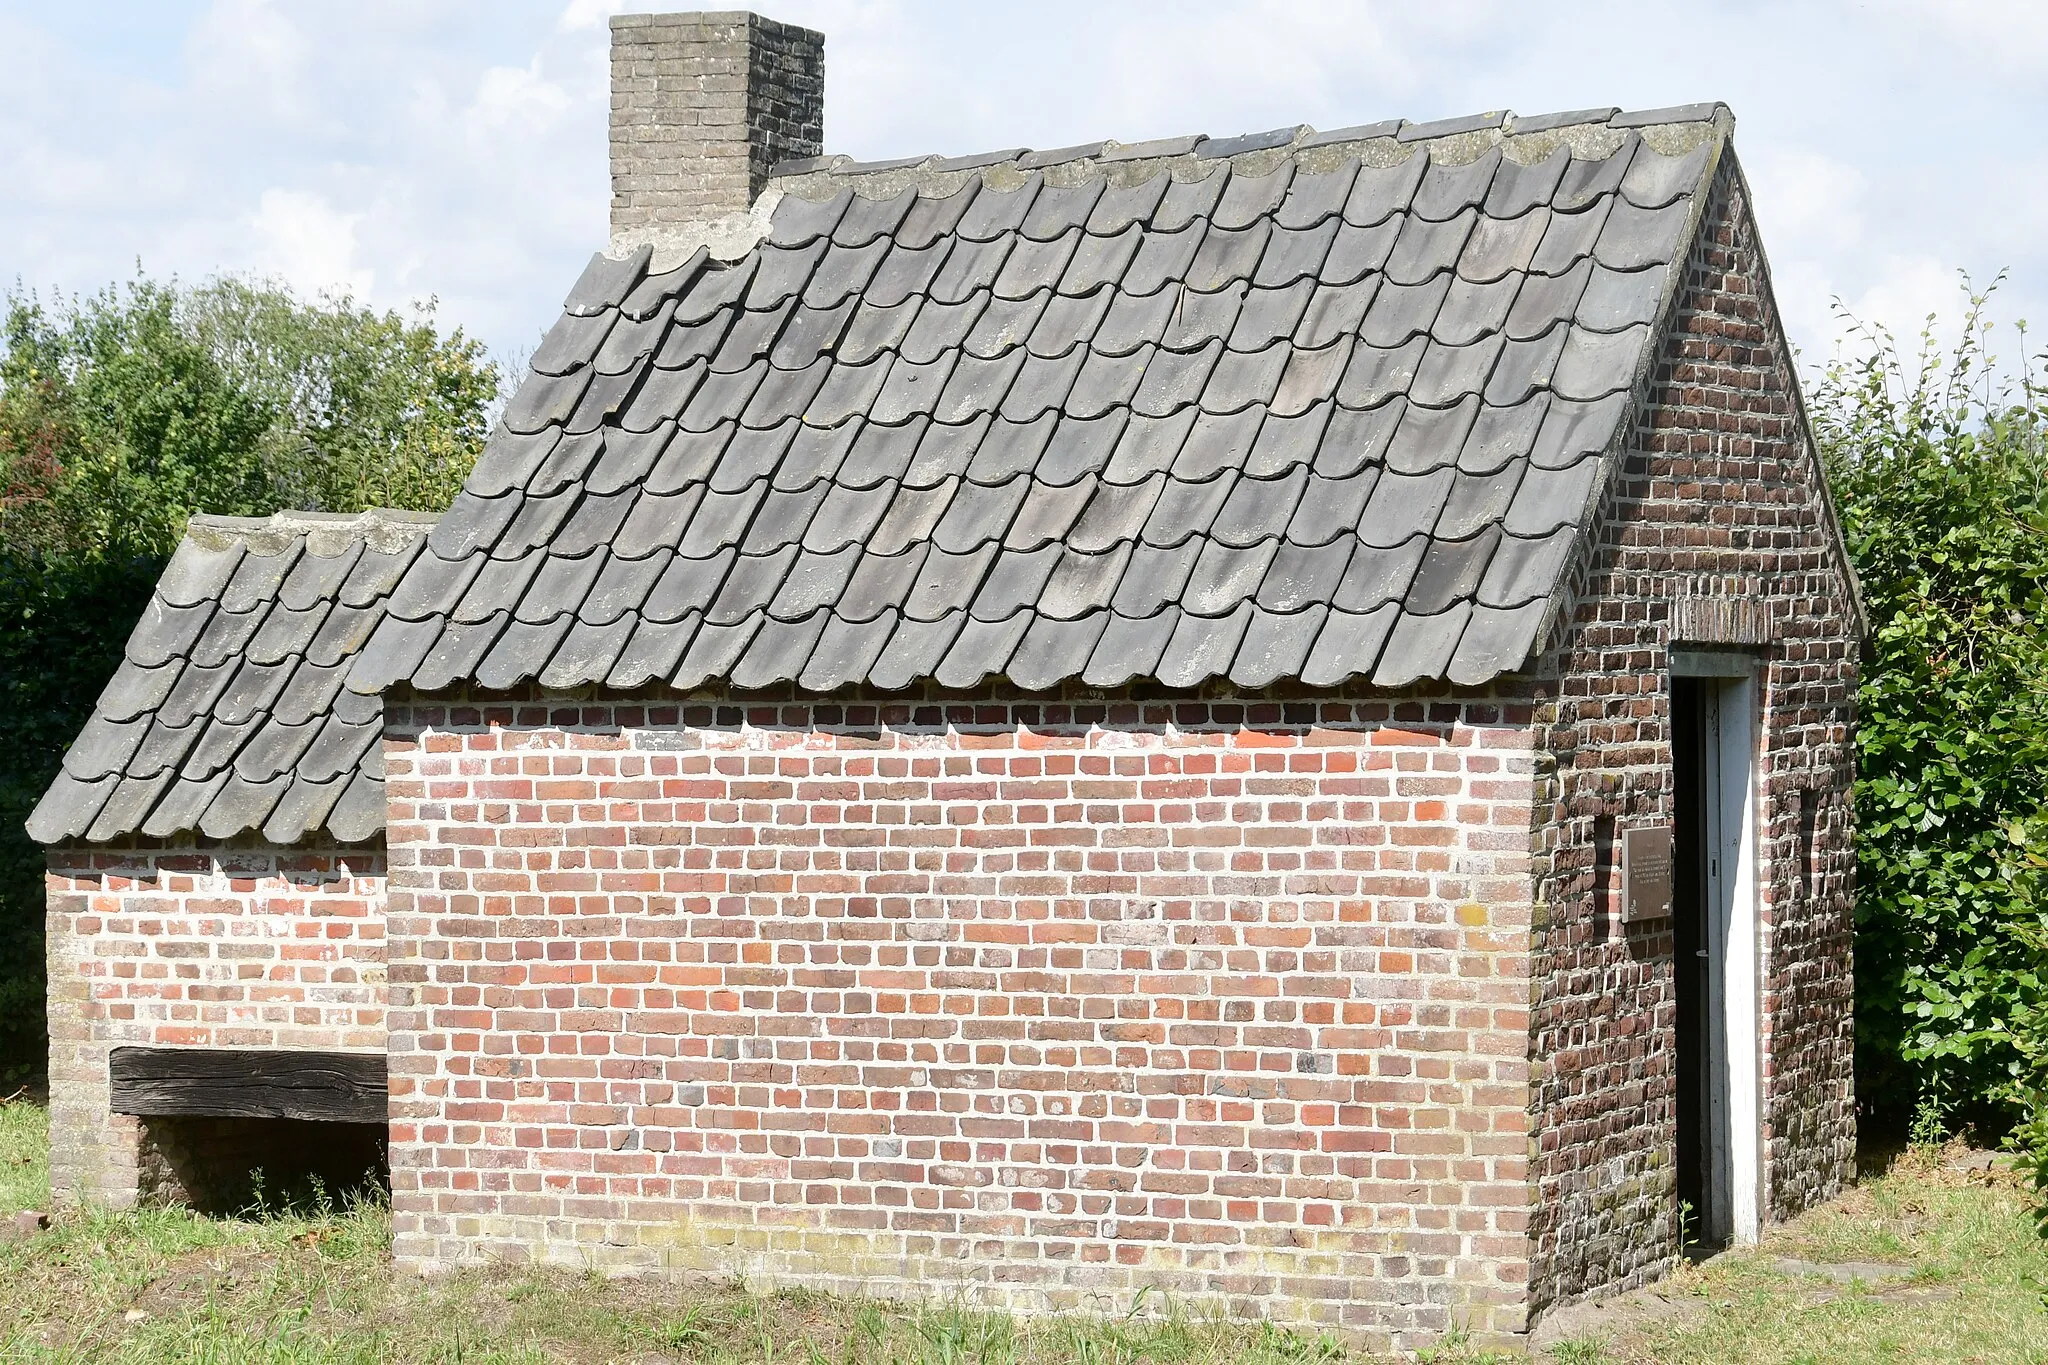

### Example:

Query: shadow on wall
xmin=139 ymin=1116 xmax=388 ymax=1216
xmin=397 ymin=689 xmax=1529 ymax=743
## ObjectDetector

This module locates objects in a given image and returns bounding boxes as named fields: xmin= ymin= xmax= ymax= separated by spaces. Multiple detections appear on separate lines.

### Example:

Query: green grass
xmin=1501 ymin=1145 xmax=2048 ymax=1365
xmin=0 ymin=1100 xmax=1354 ymax=1364
xmin=0 ymin=1093 xmax=48 ymax=1213
xmin=2 ymin=1101 xmax=2045 ymax=1363
xmin=1597 ymin=1144 xmax=2048 ymax=1364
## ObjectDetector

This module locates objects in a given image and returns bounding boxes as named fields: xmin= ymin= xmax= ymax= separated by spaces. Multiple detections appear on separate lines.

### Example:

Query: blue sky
xmin=3 ymin=1 xmax=2044 ymax=381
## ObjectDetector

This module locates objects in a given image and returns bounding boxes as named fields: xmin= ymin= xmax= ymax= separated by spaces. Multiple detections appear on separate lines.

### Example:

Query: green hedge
xmin=1814 ymin=289 xmax=2048 ymax=1140
xmin=0 ymin=554 xmax=163 ymax=1076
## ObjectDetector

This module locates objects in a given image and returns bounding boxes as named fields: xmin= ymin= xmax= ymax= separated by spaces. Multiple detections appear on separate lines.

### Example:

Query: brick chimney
xmin=607 ymin=11 xmax=825 ymax=259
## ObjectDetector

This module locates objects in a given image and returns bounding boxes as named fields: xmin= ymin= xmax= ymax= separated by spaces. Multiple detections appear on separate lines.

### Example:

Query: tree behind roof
xmin=0 ymin=273 xmax=502 ymax=1078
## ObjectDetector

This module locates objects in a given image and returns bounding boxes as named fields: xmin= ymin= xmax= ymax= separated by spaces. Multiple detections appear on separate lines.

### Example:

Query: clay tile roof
xmin=350 ymin=102 xmax=1729 ymax=698
xmin=28 ymin=509 xmax=436 ymax=845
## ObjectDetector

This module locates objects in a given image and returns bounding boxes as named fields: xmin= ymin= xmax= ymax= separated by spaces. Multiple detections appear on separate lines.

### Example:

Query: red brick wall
xmin=382 ymin=686 xmax=1539 ymax=1349
xmin=45 ymin=842 xmax=386 ymax=1206
xmin=1525 ymin=152 xmax=1860 ymax=1313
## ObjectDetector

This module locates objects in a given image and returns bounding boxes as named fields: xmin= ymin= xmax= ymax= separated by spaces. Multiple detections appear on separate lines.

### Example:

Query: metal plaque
xmin=1621 ymin=823 xmax=1675 ymax=923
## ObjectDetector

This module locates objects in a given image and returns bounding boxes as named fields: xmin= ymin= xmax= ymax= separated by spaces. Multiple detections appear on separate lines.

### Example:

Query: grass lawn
xmin=1 ymin=1099 xmax=2044 ymax=1364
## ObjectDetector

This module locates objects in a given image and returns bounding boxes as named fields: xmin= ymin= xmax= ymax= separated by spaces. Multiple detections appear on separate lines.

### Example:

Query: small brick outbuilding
xmin=30 ymin=10 xmax=1863 ymax=1351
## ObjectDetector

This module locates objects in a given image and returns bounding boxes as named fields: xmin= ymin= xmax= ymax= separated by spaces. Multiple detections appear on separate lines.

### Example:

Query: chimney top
xmin=608 ymin=11 xmax=825 ymax=262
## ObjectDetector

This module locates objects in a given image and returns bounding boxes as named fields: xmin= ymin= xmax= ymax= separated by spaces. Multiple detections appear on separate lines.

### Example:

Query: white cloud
xmin=1867 ymin=0 xmax=2048 ymax=78
xmin=1746 ymin=148 xmax=1867 ymax=255
xmin=1840 ymin=258 xmax=1969 ymax=343
xmin=247 ymin=189 xmax=374 ymax=299
xmin=186 ymin=0 xmax=317 ymax=127
xmin=557 ymin=0 xmax=625 ymax=32
xmin=466 ymin=60 xmax=575 ymax=139
xmin=0 ymin=0 xmax=2042 ymax=380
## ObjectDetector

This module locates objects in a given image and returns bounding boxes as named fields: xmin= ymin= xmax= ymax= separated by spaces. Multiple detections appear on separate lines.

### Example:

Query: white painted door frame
xmin=1698 ymin=674 xmax=1761 ymax=1245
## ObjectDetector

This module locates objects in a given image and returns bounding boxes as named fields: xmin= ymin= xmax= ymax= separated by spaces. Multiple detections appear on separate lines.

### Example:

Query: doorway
xmin=1671 ymin=670 xmax=1760 ymax=1251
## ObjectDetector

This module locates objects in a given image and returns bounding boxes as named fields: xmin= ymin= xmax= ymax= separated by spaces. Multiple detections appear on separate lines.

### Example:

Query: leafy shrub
xmin=1 ymin=276 xmax=497 ymax=561
xmin=2007 ymin=951 xmax=2048 ymax=1225
xmin=0 ymin=274 xmax=500 ymax=1079
xmin=0 ymin=554 xmax=162 ymax=1071
xmin=1814 ymin=279 xmax=2048 ymax=1139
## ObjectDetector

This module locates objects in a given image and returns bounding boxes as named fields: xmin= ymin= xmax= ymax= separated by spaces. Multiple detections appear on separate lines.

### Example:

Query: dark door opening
xmin=139 ymin=1115 xmax=388 ymax=1215
xmin=1670 ymin=669 xmax=1759 ymax=1253
xmin=1672 ymin=678 xmax=1716 ymax=1253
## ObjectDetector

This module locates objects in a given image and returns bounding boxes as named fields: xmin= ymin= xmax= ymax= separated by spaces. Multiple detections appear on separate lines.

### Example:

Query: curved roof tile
xmin=28 ymin=509 xmax=435 ymax=845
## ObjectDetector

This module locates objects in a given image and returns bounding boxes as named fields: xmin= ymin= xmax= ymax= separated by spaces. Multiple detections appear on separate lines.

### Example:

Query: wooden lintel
xmin=109 ymin=1047 xmax=387 ymax=1124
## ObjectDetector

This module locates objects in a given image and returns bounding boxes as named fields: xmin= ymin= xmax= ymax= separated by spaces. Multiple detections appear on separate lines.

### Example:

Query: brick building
xmin=29 ymin=10 xmax=1862 ymax=1351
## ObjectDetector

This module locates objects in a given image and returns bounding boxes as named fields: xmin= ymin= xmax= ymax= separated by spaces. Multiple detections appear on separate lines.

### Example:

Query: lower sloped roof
xmin=27 ymin=509 xmax=434 ymax=845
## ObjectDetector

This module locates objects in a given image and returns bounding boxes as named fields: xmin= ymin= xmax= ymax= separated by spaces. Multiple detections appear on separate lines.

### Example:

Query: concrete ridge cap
xmin=768 ymin=102 xmax=1735 ymax=202
xmin=610 ymin=10 xmax=762 ymax=28
xmin=185 ymin=507 xmax=439 ymax=557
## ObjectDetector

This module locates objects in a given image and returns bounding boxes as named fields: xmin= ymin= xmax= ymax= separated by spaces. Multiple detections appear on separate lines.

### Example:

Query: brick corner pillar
xmin=379 ymin=710 xmax=456 ymax=1277
xmin=44 ymin=856 xmax=143 ymax=1209
xmin=607 ymin=10 xmax=825 ymax=256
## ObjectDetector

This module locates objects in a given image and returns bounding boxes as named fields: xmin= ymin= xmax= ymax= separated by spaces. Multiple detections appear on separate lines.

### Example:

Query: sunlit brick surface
xmin=383 ymin=691 xmax=1540 ymax=1344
